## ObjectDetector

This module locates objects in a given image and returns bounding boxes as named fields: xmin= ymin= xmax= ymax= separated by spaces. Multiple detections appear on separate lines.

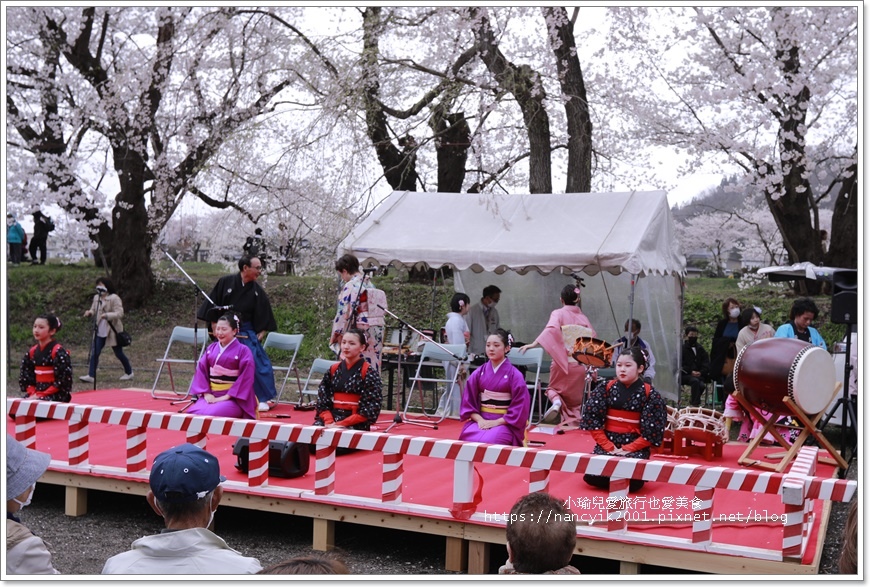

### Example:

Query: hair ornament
xmin=458 ymin=300 xmax=465 ymax=308
xmin=573 ymin=287 xmax=581 ymax=295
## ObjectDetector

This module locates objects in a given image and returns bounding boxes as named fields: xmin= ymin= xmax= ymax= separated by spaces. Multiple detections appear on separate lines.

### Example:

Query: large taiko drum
xmin=734 ymin=337 xmax=837 ymax=416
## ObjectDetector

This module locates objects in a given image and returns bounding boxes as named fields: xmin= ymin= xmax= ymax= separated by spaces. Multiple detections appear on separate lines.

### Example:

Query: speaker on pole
xmin=831 ymin=269 xmax=858 ymax=325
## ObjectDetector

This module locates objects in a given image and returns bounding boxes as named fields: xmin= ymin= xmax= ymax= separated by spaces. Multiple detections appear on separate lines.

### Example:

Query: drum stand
xmin=733 ymin=388 xmax=848 ymax=473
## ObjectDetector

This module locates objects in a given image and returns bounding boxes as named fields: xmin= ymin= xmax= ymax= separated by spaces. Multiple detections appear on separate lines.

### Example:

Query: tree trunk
xmin=110 ymin=149 xmax=154 ymax=307
xmin=543 ymin=7 xmax=592 ymax=193
xmin=471 ymin=8 xmax=552 ymax=193
xmin=361 ymin=7 xmax=419 ymax=192
xmin=825 ymin=160 xmax=858 ymax=269
xmin=432 ymin=111 xmax=470 ymax=193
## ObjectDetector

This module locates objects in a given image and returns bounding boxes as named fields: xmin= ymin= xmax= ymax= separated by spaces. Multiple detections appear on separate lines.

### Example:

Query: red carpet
xmin=8 ymin=388 xmax=844 ymax=568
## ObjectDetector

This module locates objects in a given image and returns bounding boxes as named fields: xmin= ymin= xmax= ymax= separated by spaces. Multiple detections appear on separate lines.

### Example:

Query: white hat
xmin=6 ymin=435 xmax=51 ymax=499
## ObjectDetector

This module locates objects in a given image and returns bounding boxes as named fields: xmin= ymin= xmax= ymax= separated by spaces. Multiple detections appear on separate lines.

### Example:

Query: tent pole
xmin=627 ymin=273 xmax=637 ymax=347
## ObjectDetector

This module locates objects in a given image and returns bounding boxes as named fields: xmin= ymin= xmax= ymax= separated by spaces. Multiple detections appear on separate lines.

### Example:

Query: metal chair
xmin=263 ymin=332 xmax=304 ymax=403
xmin=298 ymin=358 xmax=340 ymax=407
xmin=402 ymin=343 xmax=468 ymax=429
xmin=151 ymin=326 xmax=209 ymax=400
xmin=508 ymin=348 xmax=544 ymax=426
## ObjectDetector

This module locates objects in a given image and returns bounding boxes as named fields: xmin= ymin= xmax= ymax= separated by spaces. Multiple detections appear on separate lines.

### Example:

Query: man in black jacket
xmin=29 ymin=211 xmax=54 ymax=265
xmin=681 ymin=326 xmax=710 ymax=407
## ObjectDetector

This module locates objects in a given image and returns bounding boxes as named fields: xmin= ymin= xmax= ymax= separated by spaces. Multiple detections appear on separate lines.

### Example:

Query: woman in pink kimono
xmin=459 ymin=330 xmax=530 ymax=446
xmin=518 ymin=284 xmax=596 ymax=426
xmin=187 ymin=313 xmax=257 ymax=419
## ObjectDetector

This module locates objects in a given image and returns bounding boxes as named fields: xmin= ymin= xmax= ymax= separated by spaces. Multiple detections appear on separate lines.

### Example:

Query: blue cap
xmin=149 ymin=444 xmax=226 ymax=504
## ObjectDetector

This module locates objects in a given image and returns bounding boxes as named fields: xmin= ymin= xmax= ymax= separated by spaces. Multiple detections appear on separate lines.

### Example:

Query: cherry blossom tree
xmin=604 ymin=6 xmax=858 ymax=280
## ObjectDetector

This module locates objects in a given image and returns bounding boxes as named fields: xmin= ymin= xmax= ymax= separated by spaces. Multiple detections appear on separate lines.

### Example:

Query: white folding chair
xmin=402 ymin=343 xmax=468 ymax=429
xmin=151 ymin=326 xmax=209 ymax=400
xmin=263 ymin=332 xmax=304 ymax=403
xmin=298 ymin=358 xmax=340 ymax=407
xmin=509 ymin=348 xmax=544 ymax=426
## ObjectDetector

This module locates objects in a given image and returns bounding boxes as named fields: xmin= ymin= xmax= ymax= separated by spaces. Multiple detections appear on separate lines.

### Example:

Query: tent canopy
xmin=339 ymin=190 xmax=687 ymax=402
xmin=339 ymin=191 xmax=686 ymax=277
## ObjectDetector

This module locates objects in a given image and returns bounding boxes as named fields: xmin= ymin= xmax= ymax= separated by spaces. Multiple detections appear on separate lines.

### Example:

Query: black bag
xmin=232 ymin=438 xmax=310 ymax=479
xmin=109 ymin=322 xmax=132 ymax=347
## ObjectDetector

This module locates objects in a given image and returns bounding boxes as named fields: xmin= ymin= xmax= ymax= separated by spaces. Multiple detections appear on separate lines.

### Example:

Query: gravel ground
xmin=15 ymin=447 xmax=856 ymax=577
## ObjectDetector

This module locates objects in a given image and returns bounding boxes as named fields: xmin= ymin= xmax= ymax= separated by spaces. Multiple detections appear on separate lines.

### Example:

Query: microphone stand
xmin=159 ymin=247 xmax=222 ymax=403
xmin=376 ymin=304 xmax=464 ymax=432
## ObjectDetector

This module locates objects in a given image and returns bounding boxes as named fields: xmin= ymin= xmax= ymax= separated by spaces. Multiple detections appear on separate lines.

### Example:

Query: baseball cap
xmin=6 ymin=435 xmax=51 ymax=499
xmin=149 ymin=444 xmax=226 ymax=504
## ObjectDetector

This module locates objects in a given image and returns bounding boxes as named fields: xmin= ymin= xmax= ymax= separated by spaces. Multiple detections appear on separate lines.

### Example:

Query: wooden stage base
xmin=7 ymin=388 xmax=852 ymax=575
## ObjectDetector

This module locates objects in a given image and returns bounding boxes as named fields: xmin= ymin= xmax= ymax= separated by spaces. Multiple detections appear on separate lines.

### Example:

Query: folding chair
xmin=151 ymin=326 xmax=209 ymax=400
xmin=297 ymin=358 xmax=340 ymax=408
xmin=508 ymin=347 xmax=544 ymax=426
xmin=263 ymin=332 xmax=304 ymax=403
xmin=402 ymin=343 xmax=468 ymax=429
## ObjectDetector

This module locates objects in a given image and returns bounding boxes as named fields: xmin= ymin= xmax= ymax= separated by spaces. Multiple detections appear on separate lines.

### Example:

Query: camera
xmin=96 ymin=285 xmax=108 ymax=293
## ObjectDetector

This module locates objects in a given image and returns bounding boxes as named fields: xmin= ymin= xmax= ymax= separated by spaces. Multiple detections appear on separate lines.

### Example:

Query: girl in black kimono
xmin=580 ymin=346 xmax=667 ymax=492
xmin=19 ymin=314 xmax=72 ymax=403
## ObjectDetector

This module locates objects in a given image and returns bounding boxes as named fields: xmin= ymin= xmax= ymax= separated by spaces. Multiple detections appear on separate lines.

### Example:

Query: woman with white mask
xmin=6 ymin=435 xmax=60 ymax=574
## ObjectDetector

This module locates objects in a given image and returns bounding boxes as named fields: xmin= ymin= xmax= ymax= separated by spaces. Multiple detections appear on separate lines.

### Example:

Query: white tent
xmin=339 ymin=190 xmax=687 ymax=400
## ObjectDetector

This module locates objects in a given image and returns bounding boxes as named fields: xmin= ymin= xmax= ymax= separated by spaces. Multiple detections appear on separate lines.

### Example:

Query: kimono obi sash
xmin=480 ymin=388 xmax=511 ymax=415
xmin=34 ymin=366 xmax=54 ymax=384
xmin=209 ymin=362 xmax=239 ymax=393
xmin=333 ymin=392 xmax=360 ymax=414
xmin=605 ymin=408 xmax=641 ymax=434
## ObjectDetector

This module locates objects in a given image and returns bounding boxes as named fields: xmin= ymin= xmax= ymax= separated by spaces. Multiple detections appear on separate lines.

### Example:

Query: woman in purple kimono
xmin=518 ymin=284 xmax=596 ymax=426
xmin=187 ymin=313 xmax=257 ymax=419
xmin=459 ymin=329 xmax=531 ymax=446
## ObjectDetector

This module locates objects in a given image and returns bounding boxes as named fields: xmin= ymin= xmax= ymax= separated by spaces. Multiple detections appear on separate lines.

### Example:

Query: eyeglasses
xmin=250 ymin=265 xmax=262 ymax=270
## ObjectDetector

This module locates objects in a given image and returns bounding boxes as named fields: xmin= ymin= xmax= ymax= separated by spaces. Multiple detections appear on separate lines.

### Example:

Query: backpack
xmin=330 ymin=360 xmax=369 ymax=379
xmin=606 ymin=378 xmax=651 ymax=398
xmin=45 ymin=217 xmax=55 ymax=232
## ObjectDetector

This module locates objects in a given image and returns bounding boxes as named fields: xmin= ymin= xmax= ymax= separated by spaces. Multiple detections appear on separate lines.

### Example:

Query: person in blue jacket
xmin=774 ymin=298 xmax=827 ymax=349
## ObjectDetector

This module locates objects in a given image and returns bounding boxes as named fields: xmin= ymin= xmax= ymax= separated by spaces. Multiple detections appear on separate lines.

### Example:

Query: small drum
xmin=561 ymin=325 xmax=595 ymax=350
xmin=676 ymin=407 xmax=728 ymax=443
xmin=572 ymin=337 xmax=614 ymax=368
xmin=734 ymin=337 xmax=837 ymax=416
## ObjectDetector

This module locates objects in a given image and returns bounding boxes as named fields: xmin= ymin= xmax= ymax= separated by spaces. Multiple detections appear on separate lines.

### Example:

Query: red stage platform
xmin=6 ymin=389 xmax=855 ymax=575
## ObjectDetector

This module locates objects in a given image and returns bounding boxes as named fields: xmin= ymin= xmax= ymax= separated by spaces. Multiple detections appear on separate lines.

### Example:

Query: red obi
xmin=605 ymin=408 xmax=641 ymax=434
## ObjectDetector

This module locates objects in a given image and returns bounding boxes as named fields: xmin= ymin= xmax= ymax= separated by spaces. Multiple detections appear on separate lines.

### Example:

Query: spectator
xmin=80 ymin=277 xmax=134 ymax=383
xmin=838 ymin=499 xmax=858 ymax=574
xmin=710 ymin=297 xmax=743 ymax=403
xmin=29 ymin=211 xmax=54 ymax=265
xmin=465 ymin=285 xmax=501 ymax=361
xmin=735 ymin=307 xmax=775 ymax=352
xmin=243 ymin=227 xmax=265 ymax=259
xmin=614 ymin=319 xmax=656 ymax=382
xmin=258 ymin=554 xmax=350 ymax=575
xmin=7 ymin=213 xmax=26 ymax=266
xmin=102 ymin=443 xmax=262 ymax=574
xmin=6 ymin=435 xmax=60 ymax=575
xmin=19 ymin=314 xmax=72 ymax=403
xmin=774 ymin=298 xmax=827 ymax=349
xmin=680 ymin=326 xmax=710 ymax=407
xmin=498 ymin=492 xmax=580 ymax=575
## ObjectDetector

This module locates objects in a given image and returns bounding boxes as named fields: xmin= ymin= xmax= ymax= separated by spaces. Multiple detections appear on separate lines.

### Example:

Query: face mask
xmin=624 ymin=331 xmax=631 ymax=339
xmin=12 ymin=485 xmax=34 ymax=509
xmin=688 ymin=338 xmax=697 ymax=347
xmin=207 ymin=507 xmax=216 ymax=529
xmin=729 ymin=308 xmax=740 ymax=319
